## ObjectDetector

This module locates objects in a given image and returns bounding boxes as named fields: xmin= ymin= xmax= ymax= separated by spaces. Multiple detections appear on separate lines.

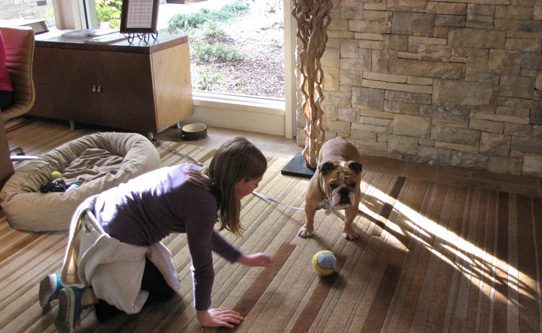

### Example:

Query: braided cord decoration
xmin=292 ymin=0 xmax=333 ymax=168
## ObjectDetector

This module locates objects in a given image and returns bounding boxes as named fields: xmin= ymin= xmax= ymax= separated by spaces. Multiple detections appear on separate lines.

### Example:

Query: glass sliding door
xmin=159 ymin=0 xmax=285 ymax=101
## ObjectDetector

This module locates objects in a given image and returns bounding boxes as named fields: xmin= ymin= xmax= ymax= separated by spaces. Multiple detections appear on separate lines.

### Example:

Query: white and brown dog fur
xmin=298 ymin=137 xmax=363 ymax=240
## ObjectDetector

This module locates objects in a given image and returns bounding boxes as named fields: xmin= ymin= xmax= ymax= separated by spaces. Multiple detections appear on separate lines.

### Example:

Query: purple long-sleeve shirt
xmin=92 ymin=163 xmax=242 ymax=310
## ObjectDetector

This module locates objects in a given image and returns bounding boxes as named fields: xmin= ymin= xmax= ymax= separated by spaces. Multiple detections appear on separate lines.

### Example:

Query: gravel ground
xmin=190 ymin=1 xmax=285 ymax=99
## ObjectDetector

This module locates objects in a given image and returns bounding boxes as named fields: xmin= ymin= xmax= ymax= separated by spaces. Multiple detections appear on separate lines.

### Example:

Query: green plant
xmin=96 ymin=0 xmax=122 ymax=29
xmin=201 ymin=21 xmax=227 ymax=40
xmin=192 ymin=42 xmax=245 ymax=62
xmin=168 ymin=0 xmax=249 ymax=33
xmin=195 ymin=69 xmax=225 ymax=91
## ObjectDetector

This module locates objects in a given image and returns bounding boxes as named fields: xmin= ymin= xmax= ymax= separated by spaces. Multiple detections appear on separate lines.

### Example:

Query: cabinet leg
xmin=69 ymin=121 xmax=75 ymax=131
xmin=175 ymin=122 xmax=182 ymax=129
xmin=147 ymin=132 xmax=155 ymax=141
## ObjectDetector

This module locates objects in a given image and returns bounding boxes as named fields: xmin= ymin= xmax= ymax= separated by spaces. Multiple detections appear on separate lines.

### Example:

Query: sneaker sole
xmin=55 ymin=289 xmax=75 ymax=333
xmin=38 ymin=275 xmax=56 ymax=308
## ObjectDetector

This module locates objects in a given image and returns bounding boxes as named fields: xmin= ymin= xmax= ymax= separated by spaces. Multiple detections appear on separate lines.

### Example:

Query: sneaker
xmin=55 ymin=286 xmax=84 ymax=333
xmin=39 ymin=274 xmax=63 ymax=308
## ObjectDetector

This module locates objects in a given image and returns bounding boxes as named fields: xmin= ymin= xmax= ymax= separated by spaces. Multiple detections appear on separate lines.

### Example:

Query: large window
xmin=0 ymin=0 xmax=56 ymax=31
xmin=84 ymin=0 xmax=285 ymax=101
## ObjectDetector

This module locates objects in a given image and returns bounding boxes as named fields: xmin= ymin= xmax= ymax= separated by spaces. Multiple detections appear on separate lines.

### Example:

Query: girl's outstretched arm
xmin=197 ymin=308 xmax=244 ymax=328
xmin=237 ymin=253 xmax=273 ymax=267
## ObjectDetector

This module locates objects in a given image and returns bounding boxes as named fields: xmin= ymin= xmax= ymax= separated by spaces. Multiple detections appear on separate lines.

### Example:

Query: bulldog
xmin=298 ymin=137 xmax=363 ymax=240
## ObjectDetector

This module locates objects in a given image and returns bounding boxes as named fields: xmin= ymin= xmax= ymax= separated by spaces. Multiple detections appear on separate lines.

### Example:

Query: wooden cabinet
xmin=31 ymin=34 xmax=193 ymax=136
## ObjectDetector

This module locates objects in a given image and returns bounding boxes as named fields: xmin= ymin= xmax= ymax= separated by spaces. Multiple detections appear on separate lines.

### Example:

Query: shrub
xmin=192 ymin=42 xmax=245 ymax=62
xmin=168 ymin=0 xmax=249 ymax=33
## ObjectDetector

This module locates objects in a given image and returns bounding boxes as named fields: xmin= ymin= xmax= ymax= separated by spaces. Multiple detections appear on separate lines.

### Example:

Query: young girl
xmin=0 ymin=31 xmax=13 ymax=111
xmin=39 ymin=137 xmax=273 ymax=333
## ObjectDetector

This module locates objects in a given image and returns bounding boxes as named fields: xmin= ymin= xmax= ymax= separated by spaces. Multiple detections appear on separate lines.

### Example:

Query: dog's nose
xmin=339 ymin=187 xmax=350 ymax=196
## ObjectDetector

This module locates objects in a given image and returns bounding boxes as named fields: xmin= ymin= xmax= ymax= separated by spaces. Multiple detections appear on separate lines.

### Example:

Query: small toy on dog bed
xmin=40 ymin=171 xmax=82 ymax=193
xmin=312 ymin=250 xmax=337 ymax=276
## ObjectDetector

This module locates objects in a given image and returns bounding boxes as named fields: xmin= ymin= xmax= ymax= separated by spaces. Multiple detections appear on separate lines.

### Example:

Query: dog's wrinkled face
xmin=318 ymin=160 xmax=363 ymax=209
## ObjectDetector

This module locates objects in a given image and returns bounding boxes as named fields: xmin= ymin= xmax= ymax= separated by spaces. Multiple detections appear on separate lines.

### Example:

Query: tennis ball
xmin=311 ymin=250 xmax=337 ymax=276
xmin=51 ymin=171 xmax=63 ymax=180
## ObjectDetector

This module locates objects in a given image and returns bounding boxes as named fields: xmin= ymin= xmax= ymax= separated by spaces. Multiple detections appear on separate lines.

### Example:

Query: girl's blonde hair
xmin=186 ymin=137 xmax=267 ymax=235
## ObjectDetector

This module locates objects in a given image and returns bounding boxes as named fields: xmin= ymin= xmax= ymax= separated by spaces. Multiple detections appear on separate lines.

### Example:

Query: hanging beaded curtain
xmin=292 ymin=0 xmax=333 ymax=168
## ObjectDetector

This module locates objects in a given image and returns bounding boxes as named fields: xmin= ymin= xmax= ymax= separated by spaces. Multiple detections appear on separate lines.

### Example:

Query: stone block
xmin=489 ymin=50 xmax=523 ymax=74
xmin=466 ymin=15 xmax=494 ymax=28
xmin=324 ymin=67 xmax=339 ymax=91
xmin=353 ymin=87 xmax=385 ymax=110
xmin=387 ymin=0 xmax=427 ymax=11
xmin=471 ymin=112 xmax=530 ymax=124
xmin=534 ymin=72 xmax=542 ymax=90
xmin=449 ymin=28 xmax=506 ymax=49
xmin=389 ymin=135 xmax=419 ymax=155
xmin=386 ymin=58 xmax=464 ymax=79
xmin=521 ymin=52 xmax=542 ymax=70
xmin=479 ymin=132 xmax=511 ymax=157
xmin=495 ymin=5 xmax=533 ymax=19
xmin=433 ymin=79 xmax=496 ymax=107
xmin=355 ymin=32 xmax=384 ymax=41
xmin=362 ymin=79 xmax=433 ymax=94
xmin=488 ymin=157 xmax=523 ymax=175
xmin=467 ymin=4 xmax=495 ymax=16
xmin=392 ymin=12 xmax=435 ymax=36
xmin=338 ymin=108 xmax=360 ymax=122
xmin=418 ymin=45 xmax=452 ymax=62
xmin=391 ymin=114 xmax=431 ymax=136
xmin=363 ymin=71 xmax=407 ymax=83
xmin=499 ymin=75 xmax=534 ymax=99
xmin=384 ymin=100 xmax=423 ymax=114
xmin=385 ymin=90 xmax=432 ymax=104
xmin=322 ymin=48 xmax=340 ymax=66
xmin=511 ymin=137 xmax=542 ymax=154
xmin=428 ymin=105 xmax=471 ymax=122
xmin=522 ymin=154 xmax=542 ymax=177
xmin=340 ymin=41 xmax=358 ymax=59
xmin=383 ymin=35 xmax=409 ymax=51
xmin=351 ymin=128 xmax=378 ymax=140
xmin=418 ymin=146 xmax=453 ymax=164
xmin=435 ymin=14 xmax=466 ymax=27
xmin=407 ymin=76 xmax=433 ymax=85
xmin=431 ymin=125 xmax=481 ymax=145
xmin=352 ymin=122 xmax=389 ymax=134
xmin=504 ymin=123 xmax=531 ymax=136
xmin=427 ymin=2 xmax=467 ymax=14
xmin=323 ymin=91 xmax=352 ymax=108
xmin=505 ymin=38 xmax=542 ymax=52
xmin=469 ymin=119 xmax=504 ymax=133
xmin=451 ymin=151 xmax=488 ymax=170
xmin=325 ymin=120 xmax=352 ymax=133
xmin=359 ymin=106 xmax=395 ymax=119
xmin=435 ymin=141 xmax=479 ymax=154
xmin=361 ymin=116 xmax=393 ymax=126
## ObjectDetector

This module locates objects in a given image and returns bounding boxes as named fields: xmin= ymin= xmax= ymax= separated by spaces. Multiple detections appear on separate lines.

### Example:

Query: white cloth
xmin=61 ymin=196 xmax=181 ymax=314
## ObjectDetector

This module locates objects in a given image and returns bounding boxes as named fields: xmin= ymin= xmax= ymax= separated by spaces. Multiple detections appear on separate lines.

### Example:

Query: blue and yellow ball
xmin=311 ymin=250 xmax=337 ymax=276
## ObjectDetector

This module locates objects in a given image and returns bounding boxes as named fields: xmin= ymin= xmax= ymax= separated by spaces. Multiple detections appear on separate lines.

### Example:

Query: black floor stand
xmin=280 ymin=153 xmax=315 ymax=178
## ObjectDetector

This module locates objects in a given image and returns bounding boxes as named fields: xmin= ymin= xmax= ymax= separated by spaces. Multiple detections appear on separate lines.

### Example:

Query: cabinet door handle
xmin=97 ymin=85 xmax=102 ymax=93
xmin=92 ymin=85 xmax=97 ymax=93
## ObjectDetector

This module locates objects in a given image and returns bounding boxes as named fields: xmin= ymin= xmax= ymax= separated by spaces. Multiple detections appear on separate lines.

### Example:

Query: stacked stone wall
xmin=297 ymin=0 xmax=542 ymax=177
xmin=0 ymin=0 xmax=53 ymax=26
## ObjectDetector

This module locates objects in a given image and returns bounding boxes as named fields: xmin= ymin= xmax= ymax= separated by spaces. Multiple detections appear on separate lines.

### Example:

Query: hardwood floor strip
xmin=491 ymin=192 xmax=510 ymax=331
xmin=360 ymin=264 xmax=402 ymax=333
xmin=289 ymin=254 xmax=346 ymax=333
xmin=533 ymin=197 xmax=542 ymax=333
xmin=516 ymin=195 xmax=542 ymax=332
xmin=217 ymin=243 xmax=296 ymax=333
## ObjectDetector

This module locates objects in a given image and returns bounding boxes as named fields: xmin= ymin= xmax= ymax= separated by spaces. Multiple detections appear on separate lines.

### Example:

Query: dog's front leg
xmin=343 ymin=205 xmax=360 ymax=240
xmin=299 ymin=201 xmax=318 ymax=238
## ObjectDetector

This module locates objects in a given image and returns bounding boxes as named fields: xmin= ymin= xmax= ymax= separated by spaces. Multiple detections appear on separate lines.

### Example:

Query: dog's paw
xmin=298 ymin=227 xmax=313 ymax=238
xmin=343 ymin=229 xmax=360 ymax=241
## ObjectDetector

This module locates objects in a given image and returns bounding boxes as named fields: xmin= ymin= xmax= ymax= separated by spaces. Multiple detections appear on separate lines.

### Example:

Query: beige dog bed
xmin=0 ymin=132 xmax=160 ymax=232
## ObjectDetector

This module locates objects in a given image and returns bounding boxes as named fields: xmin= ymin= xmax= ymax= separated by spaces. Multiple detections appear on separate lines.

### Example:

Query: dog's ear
xmin=348 ymin=161 xmax=363 ymax=174
xmin=319 ymin=162 xmax=336 ymax=175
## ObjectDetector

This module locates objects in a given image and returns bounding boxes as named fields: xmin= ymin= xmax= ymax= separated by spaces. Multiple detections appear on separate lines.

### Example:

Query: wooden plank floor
xmin=1 ymin=118 xmax=541 ymax=333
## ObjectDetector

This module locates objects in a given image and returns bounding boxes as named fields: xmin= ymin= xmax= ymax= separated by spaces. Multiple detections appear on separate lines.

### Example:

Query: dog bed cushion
xmin=0 ymin=132 xmax=160 ymax=232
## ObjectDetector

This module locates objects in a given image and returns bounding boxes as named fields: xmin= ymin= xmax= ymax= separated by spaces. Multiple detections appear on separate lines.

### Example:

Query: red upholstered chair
xmin=0 ymin=26 xmax=35 ymax=121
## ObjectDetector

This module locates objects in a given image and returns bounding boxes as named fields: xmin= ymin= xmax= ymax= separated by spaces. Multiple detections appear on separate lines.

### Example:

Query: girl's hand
xmin=196 ymin=308 xmax=243 ymax=328
xmin=238 ymin=253 xmax=273 ymax=267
